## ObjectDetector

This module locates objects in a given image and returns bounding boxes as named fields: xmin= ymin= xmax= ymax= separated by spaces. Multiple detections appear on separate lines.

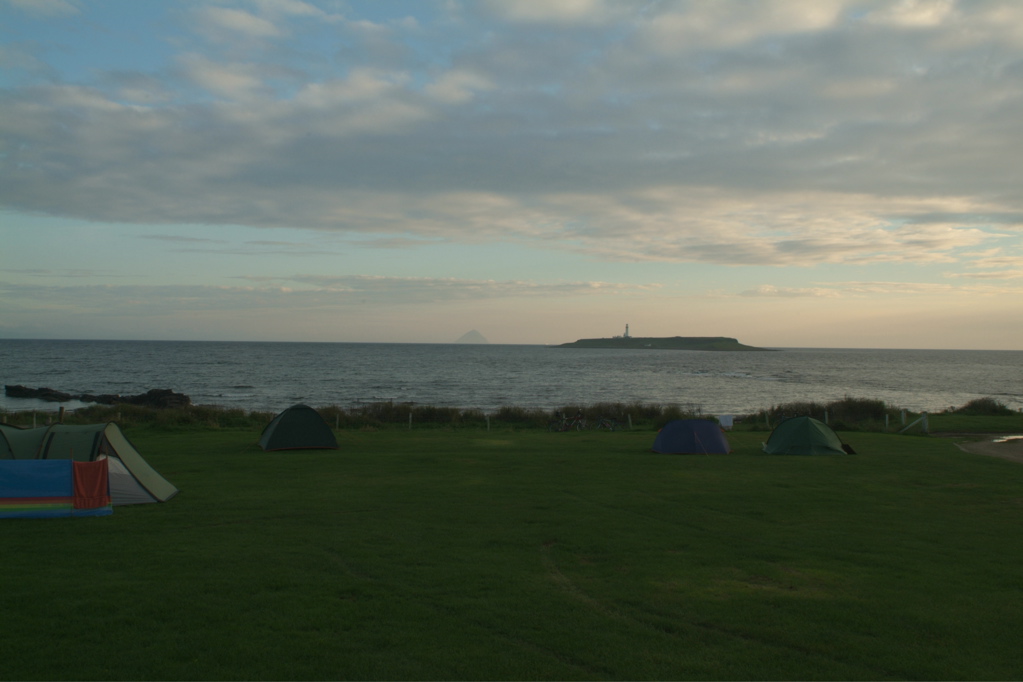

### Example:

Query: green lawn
xmin=3 ymin=427 xmax=1022 ymax=680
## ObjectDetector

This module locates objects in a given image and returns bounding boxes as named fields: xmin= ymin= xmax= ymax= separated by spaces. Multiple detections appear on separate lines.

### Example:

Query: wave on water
xmin=1 ymin=340 xmax=1021 ymax=415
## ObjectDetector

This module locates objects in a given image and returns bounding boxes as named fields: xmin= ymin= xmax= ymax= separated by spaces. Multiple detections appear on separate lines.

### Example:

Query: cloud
xmin=949 ymin=269 xmax=1023 ymax=280
xmin=639 ymin=0 xmax=845 ymax=53
xmin=1 ymin=268 xmax=109 ymax=278
xmin=479 ymin=0 xmax=624 ymax=25
xmin=741 ymin=279 xmax=1023 ymax=297
xmin=963 ymin=251 xmax=1023 ymax=268
xmin=2 ymin=0 xmax=1022 ymax=272
xmin=0 ymin=276 xmax=661 ymax=339
xmin=740 ymin=285 xmax=841 ymax=298
xmin=196 ymin=6 xmax=283 ymax=39
xmin=190 ymin=2 xmax=343 ymax=40
xmin=234 ymin=274 xmax=659 ymax=302
xmin=0 ymin=43 xmax=59 ymax=82
xmin=139 ymin=234 xmax=228 ymax=244
xmin=530 ymin=189 xmax=999 ymax=266
xmin=3 ymin=0 xmax=78 ymax=17
xmin=424 ymin=69 xmax=494 ymax=104
xmin=864 ymin=0 xmax=956 ymax=28
xmin=250 ymin=0 xmax=337 ymax=21
xmin=179 ymin=54 xmax=270 ymax=99
xmin=946 ymin=251 xmax=1023 ymax=279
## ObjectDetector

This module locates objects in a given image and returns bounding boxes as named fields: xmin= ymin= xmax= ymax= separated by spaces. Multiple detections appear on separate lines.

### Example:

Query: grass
xmin=3 ymin=426 xmax=1023 ymax=680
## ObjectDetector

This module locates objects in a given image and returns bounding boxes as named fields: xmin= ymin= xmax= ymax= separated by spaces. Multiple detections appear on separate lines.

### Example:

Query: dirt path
xmin=955 ymin=436 xmax=1023 ymax=464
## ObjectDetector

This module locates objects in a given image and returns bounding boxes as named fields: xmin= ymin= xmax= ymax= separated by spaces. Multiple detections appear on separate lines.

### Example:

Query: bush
xmin=746 ymin=397 xmax=897 ymax=432
xmin=0 ymin=400 xmax=711 ymax=431
xmin=0 ymin=404 xmax=275 ymax=430
xmin=756 ymin=401 xmax=828 ymax=426
xmin=12 ymin=397 xmax=977 ymax=433
xmin=827 ymin=397 xmax=887 ymax=422
xmin=493 ymin=406 xmax=549 ymax=428
xmin=950 ymin=397 xmax=1016 ymax=416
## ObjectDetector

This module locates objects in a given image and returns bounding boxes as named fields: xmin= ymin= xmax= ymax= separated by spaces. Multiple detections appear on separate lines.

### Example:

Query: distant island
xmin=455 ymin=330 xmax=489 ymax=344
xmin=555 ymin=336 xmax=769 ymax=351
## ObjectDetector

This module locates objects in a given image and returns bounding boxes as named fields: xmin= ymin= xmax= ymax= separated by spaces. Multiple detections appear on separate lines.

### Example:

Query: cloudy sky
xmin=2 ymin=0 xmax=1022 ymax=348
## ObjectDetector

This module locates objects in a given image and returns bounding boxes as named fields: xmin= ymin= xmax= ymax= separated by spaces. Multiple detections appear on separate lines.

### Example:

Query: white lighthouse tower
xmin=624 ymin=324 xmax=630 ymax=338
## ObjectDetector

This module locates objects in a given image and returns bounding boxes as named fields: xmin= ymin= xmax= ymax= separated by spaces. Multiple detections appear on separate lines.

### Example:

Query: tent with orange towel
xmin=0 ymin=459 xmax=112 ymax=518
xmin=0 ymin=422 xmax=178 ymax=508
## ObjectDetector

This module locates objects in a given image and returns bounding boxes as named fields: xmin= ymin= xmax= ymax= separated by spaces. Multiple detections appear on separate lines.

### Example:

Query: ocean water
xmin=1 ymin=339 xmax=1021 ymax=416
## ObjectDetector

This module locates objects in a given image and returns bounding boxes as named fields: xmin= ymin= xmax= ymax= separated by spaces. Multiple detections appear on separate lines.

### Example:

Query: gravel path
xmin=955 ymin=436 xmax=1023 ymax=464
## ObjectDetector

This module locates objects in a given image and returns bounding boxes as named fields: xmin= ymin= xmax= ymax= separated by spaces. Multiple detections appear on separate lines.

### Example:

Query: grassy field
xmin=3 ymin=426 xmax=1023 ymax=680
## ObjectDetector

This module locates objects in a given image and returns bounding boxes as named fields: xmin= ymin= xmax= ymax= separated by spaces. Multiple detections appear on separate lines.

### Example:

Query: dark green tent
xmin=258 ymin=404 xmax=338 ymax=451
xmin=762 ymin=416 xmax=854 ymax=455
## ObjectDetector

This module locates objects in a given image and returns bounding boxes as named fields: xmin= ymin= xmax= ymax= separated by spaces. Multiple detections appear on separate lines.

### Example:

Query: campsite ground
xmin=3 ymin=426 xmax=1023 ymax=680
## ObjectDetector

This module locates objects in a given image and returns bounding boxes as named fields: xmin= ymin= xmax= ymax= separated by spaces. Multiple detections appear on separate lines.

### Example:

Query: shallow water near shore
xmin=2 ymin=339 xmax=1021 ymax=416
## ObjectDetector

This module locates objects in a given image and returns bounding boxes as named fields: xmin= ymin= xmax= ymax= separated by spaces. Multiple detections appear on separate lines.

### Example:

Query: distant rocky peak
xmin=455 ymin=330 xmax=489 ymax=344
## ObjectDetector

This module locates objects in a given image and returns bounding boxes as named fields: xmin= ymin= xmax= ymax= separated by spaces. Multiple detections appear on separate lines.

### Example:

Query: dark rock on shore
xmin=5 ymin=385 xmax=191 ymax=408
xmin=122 ymin=388 xmax=191 ymax=409
xmin=5 ymin=385 xmax=74 ymax=402
xmin=77 ymin=393 xmax=122 ymax=405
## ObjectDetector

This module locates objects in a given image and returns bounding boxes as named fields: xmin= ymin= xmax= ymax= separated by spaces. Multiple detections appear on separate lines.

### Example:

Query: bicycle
xmin=547 ymin=412 xmax=587 ymax=432
xmin=593 ymin=417 xmax=622 ymax=431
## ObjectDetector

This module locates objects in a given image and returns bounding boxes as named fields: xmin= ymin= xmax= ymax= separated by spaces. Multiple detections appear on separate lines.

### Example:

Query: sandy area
xmin=955 ymin=436 xmax=1023 ymax=464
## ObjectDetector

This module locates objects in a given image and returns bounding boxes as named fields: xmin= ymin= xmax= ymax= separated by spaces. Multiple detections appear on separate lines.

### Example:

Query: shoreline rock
xmin=5 ymin=385 xmax=191 ymax=409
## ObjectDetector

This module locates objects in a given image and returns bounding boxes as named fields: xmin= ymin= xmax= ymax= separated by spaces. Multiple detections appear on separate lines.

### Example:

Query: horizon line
xmin=1 ymin=337 xmax=1021 ymax=352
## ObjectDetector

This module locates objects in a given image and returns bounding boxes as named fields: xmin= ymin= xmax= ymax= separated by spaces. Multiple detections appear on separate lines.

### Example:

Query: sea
xmin=1 ymin=339 xmax=1021 ymax=417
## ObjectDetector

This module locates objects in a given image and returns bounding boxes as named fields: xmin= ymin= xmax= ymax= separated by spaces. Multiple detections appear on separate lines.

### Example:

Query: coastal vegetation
xmin=3 ymin=397 xmax=1019 ymax=434
xmin=3 ymin=425 xmax=1022 ymax=680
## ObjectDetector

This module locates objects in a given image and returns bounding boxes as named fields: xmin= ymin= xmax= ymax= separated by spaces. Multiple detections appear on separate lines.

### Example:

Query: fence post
xmin=409 ymin=412 xmax=413 ymax=430
xmin=899 ymin=413 xmax=930 ymax=434
xmin=901 ymin=410 xmax=907 ymax=425
xmin=486 ymin=414 xmax=490 ymax=431
xmin=59 ymin=406 xmax=65 ymax=423
xmin=627 ymin=414 xmax=633 ymax=430
xmin=824 ymin=409 xmax=829 ymax=425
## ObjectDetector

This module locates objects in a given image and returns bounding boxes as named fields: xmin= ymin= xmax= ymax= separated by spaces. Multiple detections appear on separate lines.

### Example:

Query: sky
xmin=1 ymin=0 xmax=1022 ymax=349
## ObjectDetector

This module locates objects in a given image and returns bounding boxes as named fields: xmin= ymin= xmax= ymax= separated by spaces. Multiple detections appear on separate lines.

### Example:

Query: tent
xmin=652 ymin=419 xmax=731 ymax=454
xmin=1 ymin=459 xmax=112 ymax=519
xmin=762 ymin=416 xmax=855 ymax=455
xmin=258 ymin=404 xmax=338 ymax=451
xmin=0 ymin=422 xmax=179 ymax=505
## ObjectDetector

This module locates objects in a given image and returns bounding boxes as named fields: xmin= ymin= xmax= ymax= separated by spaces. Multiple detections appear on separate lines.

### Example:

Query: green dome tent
xmin=258 ymin=404 xmax=338 ymax=451
xmin=762 ymin=416 xmax=854 ymax=455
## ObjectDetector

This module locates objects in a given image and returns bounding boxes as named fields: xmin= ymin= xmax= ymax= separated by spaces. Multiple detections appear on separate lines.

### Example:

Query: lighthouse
xmin=624 ymin=324 xmax=630 ymax=338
